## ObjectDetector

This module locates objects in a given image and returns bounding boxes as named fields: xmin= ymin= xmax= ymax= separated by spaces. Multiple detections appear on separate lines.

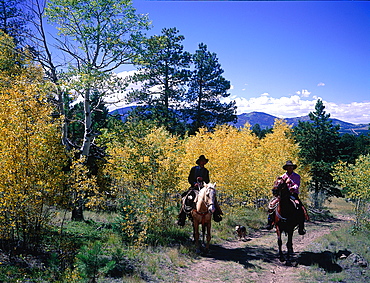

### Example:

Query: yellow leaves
xmin=178 ymin=120 xmax=306 ymax=206
xmin=333 ymin=155 xmax=370 ymax=229
xmin=104 ymin=118 xmax=305 ymax=243
xmin=334 ymin=155 xmax=370 ymax=200
xmin=0 ymin=48 xmax=68 ymax=241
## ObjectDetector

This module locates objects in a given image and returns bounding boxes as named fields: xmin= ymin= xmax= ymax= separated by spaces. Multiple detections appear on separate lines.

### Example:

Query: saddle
xmin=269 ymin=196 xmax=309 ymax=222
xmin=268 ymin=196 xmax=301 ymax=216
xmin=182 ymin=189 xmax=199 ymax=214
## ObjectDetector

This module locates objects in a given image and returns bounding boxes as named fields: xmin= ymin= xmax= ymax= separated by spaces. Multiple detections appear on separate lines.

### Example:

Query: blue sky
xmin=116 ymin=0 xmax=370 ymax=124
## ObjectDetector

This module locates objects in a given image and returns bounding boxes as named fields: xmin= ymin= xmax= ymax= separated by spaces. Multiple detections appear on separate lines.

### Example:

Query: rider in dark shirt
xmin=187 ymin=157 xmax=210 ymax=190
xmin=177 ymin=155 xmax=222 ymax=226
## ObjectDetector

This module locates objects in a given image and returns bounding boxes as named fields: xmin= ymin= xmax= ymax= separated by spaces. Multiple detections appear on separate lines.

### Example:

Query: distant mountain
xmin=110 ymin=106 xmax=137 ymax=118
xmin=110 ymin=107 xmax=369 ymax=135
xmin=234 ymin=111 xmax=369 ymax=135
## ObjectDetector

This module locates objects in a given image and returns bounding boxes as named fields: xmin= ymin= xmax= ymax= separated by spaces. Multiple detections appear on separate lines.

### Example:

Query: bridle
xmin=203 ymin=186 xmax=216 ymax=210
xmin=193 ymin=186 xmax=216 ymax=221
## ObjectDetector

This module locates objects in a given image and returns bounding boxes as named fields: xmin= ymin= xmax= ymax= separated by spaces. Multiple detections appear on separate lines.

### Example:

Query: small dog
xmin=235 ymin=225 xmax=247 ymax=240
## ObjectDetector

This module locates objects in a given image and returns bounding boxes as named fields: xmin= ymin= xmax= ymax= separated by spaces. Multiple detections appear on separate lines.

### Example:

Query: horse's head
xmin=199 ymin=182 xmax=217 ymax=213
xmin=273 ymin=177 xmax=290 ymax=198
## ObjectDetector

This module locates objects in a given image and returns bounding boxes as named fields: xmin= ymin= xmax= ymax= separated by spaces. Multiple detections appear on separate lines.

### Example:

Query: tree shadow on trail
xmin=203 ymin=243 xmax=280 ymax=269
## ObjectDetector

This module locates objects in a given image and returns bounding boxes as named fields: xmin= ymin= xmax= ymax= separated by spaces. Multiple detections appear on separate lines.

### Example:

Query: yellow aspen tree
xmin=180 ymin=125 xmax=260 ymax=207
xmin=256 ymin=119 xmax=309 ymax=203
xmin=0 ymin=33 xmax=68 ymax=244
xmin=104 ymin=123 xmax=184 ymax=243
xmin=180 ymin=120 xmax=306 ymax=210
xmin=334 ymin=155 xmax=370 ymax=229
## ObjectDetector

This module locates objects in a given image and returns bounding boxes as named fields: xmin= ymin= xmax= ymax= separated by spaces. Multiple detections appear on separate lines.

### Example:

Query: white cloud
xmin=317 ymin=82 xmax=325 ymax=87
xmin=222 ymin=94 xmax=370 ymax=124
xmin=295 ymin=89 xmax=311 ymax=97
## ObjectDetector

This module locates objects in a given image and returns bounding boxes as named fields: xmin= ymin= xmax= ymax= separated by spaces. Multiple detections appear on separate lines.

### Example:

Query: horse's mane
xmin=196 ymin=183 xmax=216 ymax=212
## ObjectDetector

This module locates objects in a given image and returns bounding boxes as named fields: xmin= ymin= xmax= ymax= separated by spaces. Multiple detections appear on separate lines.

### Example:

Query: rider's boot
xmin=213 ymin=199 xmax=223 ymax=222
xmin=298 ymin=209 xmax=306 ymax=235
xmin=176 ymin=209 xmax=186 ymax=227
xmin=298 ymin=223 xmax=306 ymax=235
xmin=265 ymin=213 xmax=274 ymax=230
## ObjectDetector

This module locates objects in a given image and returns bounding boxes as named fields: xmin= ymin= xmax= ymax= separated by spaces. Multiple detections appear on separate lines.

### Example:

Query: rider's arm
xmin=203 ymin=168 xmax=210 ymax=184
xmin=188 ymin=166 xmax=197 ymax=186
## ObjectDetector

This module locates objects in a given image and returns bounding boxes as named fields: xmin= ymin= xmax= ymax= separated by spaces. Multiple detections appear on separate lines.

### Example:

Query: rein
xmin=275 ymin=207 xmax=287 ymax=221
xmin=274 ymin=179 xmax=299 ymax=222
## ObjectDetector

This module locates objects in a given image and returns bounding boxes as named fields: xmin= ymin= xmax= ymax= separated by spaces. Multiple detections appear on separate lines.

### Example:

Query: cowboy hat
xmin=196 ymin=155 xmax=209 ymax=165
xmin=283 ymin=160 xmax=297 ymax=170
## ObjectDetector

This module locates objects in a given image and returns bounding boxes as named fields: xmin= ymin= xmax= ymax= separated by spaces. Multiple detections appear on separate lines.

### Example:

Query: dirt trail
xmin=174 ymin=214 xmax=352 ymax=283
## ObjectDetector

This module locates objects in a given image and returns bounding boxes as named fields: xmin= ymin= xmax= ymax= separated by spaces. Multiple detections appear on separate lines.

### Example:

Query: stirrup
xmin=184 ymin=205 xmax=193 ymax=213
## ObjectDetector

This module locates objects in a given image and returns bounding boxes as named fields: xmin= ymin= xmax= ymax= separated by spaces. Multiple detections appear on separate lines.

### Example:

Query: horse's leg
xmin=276 ymin=226 xmax=285 ymax=262
xmin=286 ymin=229 xmax=294 ymax=254
xmin=205 ymin=221 xmax=211 ymax=252
xmin=202 ymin=222 xmax=206 ymax=248
xmin=285 ymin=229 xmax=294 ymax=266
xmin=193 ymin=220 xmax=201 ymax=254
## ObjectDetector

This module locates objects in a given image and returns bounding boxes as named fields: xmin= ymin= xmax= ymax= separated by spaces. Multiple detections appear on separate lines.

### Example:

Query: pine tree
xmin=294 ymin=99 xmax=341 ymax=208
xmin=0 ymin=0 xmax=29 ymax=45
xmin=127 ymin=27 xmax=191 ymax=135
xmin=185 ymin=43 xmax=236 ymax=134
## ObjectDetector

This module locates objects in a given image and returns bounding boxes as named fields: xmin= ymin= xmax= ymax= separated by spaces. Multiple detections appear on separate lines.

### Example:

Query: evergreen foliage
xmin=185 ymin=43 xmax=237 ymax=134
xmin=252 ymin=123 xmax=273 ymax=139
xmin=294 ymin=99 xmax=341 ymax=208
xmin=0 ymin=0 xmax=29 ymax=45
xmin=338 ymin=133 xmax=370 ymax=164
xmin=127 ymin=27 xmax=191 ymax=134
xmin=127 ymin=34 xmax=237 ymax=136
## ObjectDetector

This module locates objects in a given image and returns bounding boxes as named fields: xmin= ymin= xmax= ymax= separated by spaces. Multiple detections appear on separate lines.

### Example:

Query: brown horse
xmin=273 ymin=177 xmax=302 ymax=265
xmin=191 ymin=182 xmax=216 ymax=254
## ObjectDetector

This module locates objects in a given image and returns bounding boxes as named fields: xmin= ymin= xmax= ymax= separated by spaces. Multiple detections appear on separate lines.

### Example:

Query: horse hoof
xmin=285 ymin=260 xmax=292 ymax=266
xmin=279 ymin=256 xmax=285 ymax=262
